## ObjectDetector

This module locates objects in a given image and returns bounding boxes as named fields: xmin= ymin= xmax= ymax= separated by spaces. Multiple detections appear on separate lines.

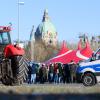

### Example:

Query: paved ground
xmin=0 ymin=83 xmax=100 ymax=93
xmin=0 ymin=83 xmax=100 ymax=100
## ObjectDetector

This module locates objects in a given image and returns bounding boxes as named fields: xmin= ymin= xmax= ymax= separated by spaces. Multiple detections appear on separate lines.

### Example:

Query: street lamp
xmin=18 ymin=0 xmax=24 ymax=44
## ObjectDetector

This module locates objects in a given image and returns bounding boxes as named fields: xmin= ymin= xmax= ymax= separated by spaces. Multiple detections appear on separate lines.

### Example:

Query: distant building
xmin=91 ymin=36 xmax=100 ymax=49
xmin=34 ymin=9 xmax=58 ymax=46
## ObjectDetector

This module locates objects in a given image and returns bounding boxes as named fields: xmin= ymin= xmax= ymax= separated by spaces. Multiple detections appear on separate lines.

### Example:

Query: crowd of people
xmin=27 ymin=61 xmax=78 ymax=84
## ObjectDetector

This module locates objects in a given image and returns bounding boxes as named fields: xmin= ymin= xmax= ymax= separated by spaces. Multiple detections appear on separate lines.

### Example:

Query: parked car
xmin=76 ymin=48 xmax=100 ymax=86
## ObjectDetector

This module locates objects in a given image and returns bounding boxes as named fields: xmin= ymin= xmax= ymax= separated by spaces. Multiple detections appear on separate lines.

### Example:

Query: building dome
xmin=35 ymin=9 xmax=57 ymax=45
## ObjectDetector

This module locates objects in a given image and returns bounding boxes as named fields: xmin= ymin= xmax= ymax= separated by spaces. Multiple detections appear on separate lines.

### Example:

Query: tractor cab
xmin=0 ymin=26 xmax=11 ymax=53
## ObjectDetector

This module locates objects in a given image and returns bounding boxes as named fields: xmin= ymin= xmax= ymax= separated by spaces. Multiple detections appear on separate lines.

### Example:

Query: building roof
xmin=35 ymin=9 xmax=57 ymax=39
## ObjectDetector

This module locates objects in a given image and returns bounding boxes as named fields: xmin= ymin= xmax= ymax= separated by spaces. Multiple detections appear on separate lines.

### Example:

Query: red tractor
xmin=0 ymin=26 xmax=28 ymax=85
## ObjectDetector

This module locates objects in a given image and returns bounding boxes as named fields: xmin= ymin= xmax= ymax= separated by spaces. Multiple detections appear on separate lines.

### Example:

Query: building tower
xmin=35 ymin=9 xmax=58 ymax=46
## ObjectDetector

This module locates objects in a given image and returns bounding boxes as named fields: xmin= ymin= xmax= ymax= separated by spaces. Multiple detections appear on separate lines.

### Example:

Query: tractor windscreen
xmin=0 ymin=32 xmax=11 ymax=45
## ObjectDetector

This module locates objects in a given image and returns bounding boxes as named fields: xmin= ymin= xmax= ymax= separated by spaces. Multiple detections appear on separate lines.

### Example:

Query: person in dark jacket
xmin=39 ymin=64 xmax=47 ymax=83
xmin=48 ymin=63 xmax=54 ymax=83
xmin=69 ymin=60 xmax=77 ymax=83
xmin=63 ymin=64 xmax=71 ymax=83
xmin=58 ymin=63 xmax=63 ymax=83
xmin=30 ymin=63 xmax=38 ymax=84
xmin=35 ymin=63 xmax=40 ymax=83
xmin=54 ymin=63 xmax=59 ymax=84
xmin=27 ymin=65 xmax=32 ymax=84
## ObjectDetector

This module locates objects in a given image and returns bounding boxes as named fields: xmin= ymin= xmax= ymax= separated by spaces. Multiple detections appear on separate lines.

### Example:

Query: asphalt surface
xmin=0 ymin=83 xmax=100 ymax=100
xmin=0 ymin=81 xmax=100 ymax=87
xmin=23 ymin=82 xmax=100 ymax=87
xmin=28 ymin=83 xmax=84 ymax=87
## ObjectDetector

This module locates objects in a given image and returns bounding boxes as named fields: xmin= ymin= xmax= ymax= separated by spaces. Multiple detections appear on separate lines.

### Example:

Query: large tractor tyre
xmin=82 ymin=73 xmax=96 ymax=86
xmin=0 ymin=59 xmax=14 ymax=85
xmin=10 ymin=56 xmax=28 ymax=85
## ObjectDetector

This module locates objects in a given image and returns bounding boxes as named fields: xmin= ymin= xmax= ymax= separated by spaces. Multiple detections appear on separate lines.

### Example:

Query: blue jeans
xmin=49 ymin=73 xmax=53 ymax=82
xmin=58 ymin=76 xmax=61 ymax=83
xmin=54 ymin=73 xmax=58 ymax=83
xmin=31 ymin=74 xmax=36 ymax=84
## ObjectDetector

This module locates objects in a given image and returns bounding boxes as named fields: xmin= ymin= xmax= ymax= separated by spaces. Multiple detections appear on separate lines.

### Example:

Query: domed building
xmin=35 ymin=9 xmax=58 ymax=46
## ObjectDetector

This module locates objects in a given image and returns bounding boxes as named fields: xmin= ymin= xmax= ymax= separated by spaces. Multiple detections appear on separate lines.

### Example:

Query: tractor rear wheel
xmin=0 ymin=59 xmax=14 ymax=85
xmin=11 ymin=56 xmax=28 ymax=85
xmin=0 ymin=56 xmax=28 ymax=85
